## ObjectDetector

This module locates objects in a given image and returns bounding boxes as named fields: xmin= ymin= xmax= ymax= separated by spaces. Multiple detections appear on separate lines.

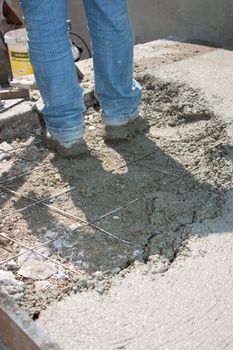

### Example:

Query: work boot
xmin=103 ymin=114 xmax=149 ymax=141
xmin=34 ymin=105 xmax=87 ymax=157
xmin=42 ymin=131 xmax=88 ymax=157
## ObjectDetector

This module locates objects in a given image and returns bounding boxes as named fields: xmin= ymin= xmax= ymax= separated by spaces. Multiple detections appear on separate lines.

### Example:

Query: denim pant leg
xmin=20 ymin=0 xmax=84 ymax=147
xmin=83 ymin=0 xmax=142 ymax=126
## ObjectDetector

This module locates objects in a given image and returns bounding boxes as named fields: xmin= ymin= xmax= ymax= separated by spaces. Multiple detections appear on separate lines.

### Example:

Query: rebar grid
xmin=1 ymin=138 xmax=216 ymax=277
xmin=0 ymin=197 xmax=139 ymax=270
xmin=0 ymin=148 xmax=41 ymax=166
xmin=0 ymin=140 xmax=43 ymax=156
xmin=0 ymin=164 xmax=50 ymax=185
xmin=0 ymin=232 xmax=85 ymax=276
xmin=0 ymin=142 xmax=144 ymax=273
xmin=0 ymin=184 xmax=76 ymax=219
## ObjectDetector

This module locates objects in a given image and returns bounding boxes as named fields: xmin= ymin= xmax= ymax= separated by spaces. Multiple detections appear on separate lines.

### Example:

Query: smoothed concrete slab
xmin=38 ymin=194 xmax=233 ymax=349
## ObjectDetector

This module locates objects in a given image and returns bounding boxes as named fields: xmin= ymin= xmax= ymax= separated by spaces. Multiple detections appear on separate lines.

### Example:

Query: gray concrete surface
xmin=150 ymin=48 xmax=233 ymax=136
xmin=38 ymin=47 xmax=233 ymax=349
xmin=0 ymin=100 xmax=39 ymax=142
xmin=68 ymin=0 xmax=233 ymax=58
xmin=38 ymin=195 xmax=233 ymax=350
xmin=128 ymin=0 xmax=233 ymax=46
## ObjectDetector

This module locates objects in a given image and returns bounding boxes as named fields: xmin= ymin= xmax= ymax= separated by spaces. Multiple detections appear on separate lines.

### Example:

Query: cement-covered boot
xmin=42 ymin=131 xmax=88 ymax=157
xmin=103 ymin=114 xmax=149 ymax=141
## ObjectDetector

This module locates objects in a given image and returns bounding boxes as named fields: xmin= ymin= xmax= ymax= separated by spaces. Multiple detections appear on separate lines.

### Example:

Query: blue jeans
xmin=20 ymin=0 xmax=142 ymax=147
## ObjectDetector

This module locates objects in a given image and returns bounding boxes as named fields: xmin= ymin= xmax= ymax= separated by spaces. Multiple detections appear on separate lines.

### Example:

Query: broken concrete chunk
xmin=3 ymin=285 xmax=24 ymax=295
xmin=0 ymin=270 xmax=15 ymax=286
xmin=11 ymin=292 xmax=25 ymax=301
xmin=1 ymin=285 xmax=25 ymax=301
xmin=0 ymin=141 xmax=13 ymax=152
xmin=0 ymin=141 xmax=13 ymax=161
xmin=0 ymin=270 xmax=25 ymax=300
xmin=18 ymin=260 xmax=58 ymax=280
xmin=17 ymin=247 xmax=50 ymax=266
xmin=7 ymin=260 xmax=18 ymax=271
xmin=52 ymin=239 xmax=63 ymax=251
xmin=18 ymin=250 xmax=42 ymax=266
xmin=56 ymin=266 xmax=66 ymax=281
xmin=0 ymin=270 xmax=22 ymax=287
xmin=148 ymin=254 xmax=162 ymax=263
xmin=34 ymin=280 xmax=50 ymax=291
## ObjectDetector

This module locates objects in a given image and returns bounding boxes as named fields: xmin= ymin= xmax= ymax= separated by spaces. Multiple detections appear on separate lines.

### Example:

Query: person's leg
xmin=20 ymin=0 xmax=84 ymax=148
xmin=83 ymin=0 xmax=142 ymax=127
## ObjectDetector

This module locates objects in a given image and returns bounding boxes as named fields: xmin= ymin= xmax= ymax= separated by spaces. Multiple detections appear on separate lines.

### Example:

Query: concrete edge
xmin=0 ymin=291 xmax=62 ymax=350
xmin=0 ymin=108 xmax=40 ymax=142
xmin=0 ymin=91 xmax=97 ymax=143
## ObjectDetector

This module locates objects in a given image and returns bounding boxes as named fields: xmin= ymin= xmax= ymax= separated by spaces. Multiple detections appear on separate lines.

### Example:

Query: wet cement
xmin=1 ymin=42 xmax=233 ymax=348
xmin=38 ymin=47 xmax=233 ymax=349
xmin=2 ymin=73 xmax=229 ymax=278
xmin=38 ymin=190 xmax=233 ymax=350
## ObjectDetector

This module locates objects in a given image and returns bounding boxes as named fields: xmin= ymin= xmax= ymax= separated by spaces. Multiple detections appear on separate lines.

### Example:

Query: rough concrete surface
xmin=36 ymin=46 xmax=233 ymax=349
xmin=40 ymin=50 xmax=233 ymax=350
xmin=0 ymin=99 xmax=39 ymax=141
xmin=0 ymin=41 xmax=233 ymax=349
xmin=38 ymin=207 xmax=233 ymax=350
xmin=149 ymin=48 xmax=233 ymax=136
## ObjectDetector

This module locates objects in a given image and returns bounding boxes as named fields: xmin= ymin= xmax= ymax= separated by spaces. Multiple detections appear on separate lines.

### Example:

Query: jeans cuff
xmin=48 ymin=125 xmax=84 ymax=148
xmin=102 ymin=107 xmax=139 ymax=126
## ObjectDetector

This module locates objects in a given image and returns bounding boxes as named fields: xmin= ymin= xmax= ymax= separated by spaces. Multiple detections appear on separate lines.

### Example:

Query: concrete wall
xmin=128 ymin=0 xmax=233 ymax=46
xmin=68 ymin=0 xmax=233 ymax=57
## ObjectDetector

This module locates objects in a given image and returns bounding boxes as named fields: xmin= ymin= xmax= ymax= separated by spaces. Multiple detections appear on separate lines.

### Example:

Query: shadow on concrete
xmin=0 ymin=74 xmax=232 ymax=274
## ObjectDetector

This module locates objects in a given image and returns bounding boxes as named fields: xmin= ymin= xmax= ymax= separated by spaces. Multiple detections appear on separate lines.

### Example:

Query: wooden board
xmin=4 ymin=0 xmax=24 ymax=23
xmin=0 ymin=87 xmax=29 ymax=100
xmin=0 ymin=292 xmax=62 ymax=350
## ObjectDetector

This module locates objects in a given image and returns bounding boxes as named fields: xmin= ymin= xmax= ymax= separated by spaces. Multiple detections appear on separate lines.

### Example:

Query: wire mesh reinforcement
xmin=0 ymin=138 xmax=199 ymax=278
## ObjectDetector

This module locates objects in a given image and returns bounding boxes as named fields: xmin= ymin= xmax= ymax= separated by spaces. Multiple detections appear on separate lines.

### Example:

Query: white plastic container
xmin=4 ymin=28 xmax=33 ymax=80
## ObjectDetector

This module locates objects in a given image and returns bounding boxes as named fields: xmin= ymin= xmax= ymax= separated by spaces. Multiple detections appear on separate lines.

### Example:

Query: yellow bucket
xmin=4 ymin=28 xmax=33 ymax=79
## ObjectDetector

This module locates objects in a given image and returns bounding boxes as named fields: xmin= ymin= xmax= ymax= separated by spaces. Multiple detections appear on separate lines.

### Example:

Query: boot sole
xmin=42 ymin=131 xmax=87 ymax=157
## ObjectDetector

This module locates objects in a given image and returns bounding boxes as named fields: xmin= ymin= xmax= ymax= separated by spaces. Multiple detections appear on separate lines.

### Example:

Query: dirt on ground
xmin=0 ymin=72 xmax=232 ymax=319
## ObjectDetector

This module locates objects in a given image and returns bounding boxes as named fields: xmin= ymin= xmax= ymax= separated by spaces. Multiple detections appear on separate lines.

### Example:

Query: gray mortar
xmin=37 ymin=73 xmax=233 ymax=350
xmin=0 ymin=74 xmax=232 ymax=320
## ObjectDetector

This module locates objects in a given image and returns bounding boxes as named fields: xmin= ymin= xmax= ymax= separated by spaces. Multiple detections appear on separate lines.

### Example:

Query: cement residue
xmin=139 ymin=74 xmax=216 ymax=127
xmin=38 ymin=195 xmax=233 ymax=350
xmin=0 ymin=74 xmax=232 ymax=318
xmin=38 ymin=228 xmax=233 ymax=350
